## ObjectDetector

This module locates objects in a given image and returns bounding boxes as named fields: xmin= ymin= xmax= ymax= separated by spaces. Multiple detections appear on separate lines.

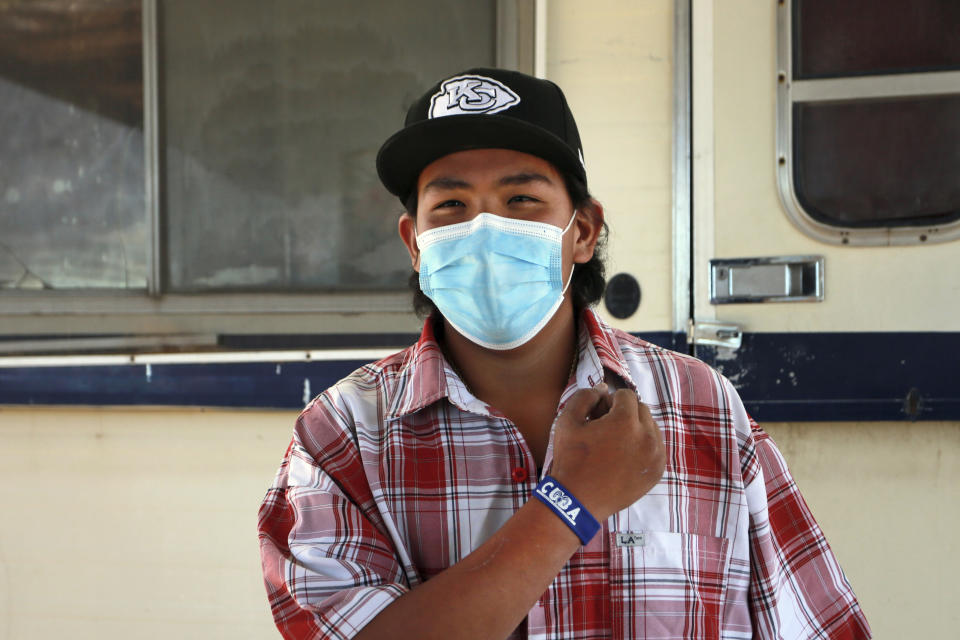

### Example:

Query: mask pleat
xmin=417 ymin=212 xmax=572 ymax=349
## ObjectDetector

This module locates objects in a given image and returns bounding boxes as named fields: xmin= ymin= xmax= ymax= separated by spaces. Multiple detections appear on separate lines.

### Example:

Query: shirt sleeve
xmin=258 ymin=397 xmax=410 ymax=640
xmin=736 ymin=397 xmax=872 ymax=639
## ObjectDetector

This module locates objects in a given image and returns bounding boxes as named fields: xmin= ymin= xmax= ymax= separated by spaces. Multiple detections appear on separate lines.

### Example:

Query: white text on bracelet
xmin=536 ymin=481 xmax=583 ymax=525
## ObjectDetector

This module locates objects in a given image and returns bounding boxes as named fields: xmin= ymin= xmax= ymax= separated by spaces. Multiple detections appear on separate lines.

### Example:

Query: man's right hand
xmin=549 ymin=384 xmax=666 ymax=521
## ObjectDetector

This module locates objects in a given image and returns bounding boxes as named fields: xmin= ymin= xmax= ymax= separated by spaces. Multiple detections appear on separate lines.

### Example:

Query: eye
xmin=508 ymin=194 xmax=540 ymax=204
xmin=433 ymin=199 xmax=465 ymax=210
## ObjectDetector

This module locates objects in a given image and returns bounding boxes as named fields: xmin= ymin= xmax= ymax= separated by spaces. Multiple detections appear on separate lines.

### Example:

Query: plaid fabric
xmin=258 ymin=309 xmax=871 ymax=639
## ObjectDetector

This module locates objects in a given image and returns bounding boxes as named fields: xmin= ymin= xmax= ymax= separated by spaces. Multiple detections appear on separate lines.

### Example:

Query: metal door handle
xmin=710 ymin=256 xmax=824 ymax=303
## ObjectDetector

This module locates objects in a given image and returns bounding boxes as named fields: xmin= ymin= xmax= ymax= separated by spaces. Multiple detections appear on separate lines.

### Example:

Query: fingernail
xmin=594 ymin=382 xmax=608 ymax=393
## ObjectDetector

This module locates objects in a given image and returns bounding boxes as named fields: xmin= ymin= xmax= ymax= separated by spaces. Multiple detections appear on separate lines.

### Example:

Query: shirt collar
xmin=384 ymin=315 xmax=450 ymax=420
xmin=574 ymin=308 xmax=638 ymax=393
xmin=386 ymin=308 xmax=638 ymax=420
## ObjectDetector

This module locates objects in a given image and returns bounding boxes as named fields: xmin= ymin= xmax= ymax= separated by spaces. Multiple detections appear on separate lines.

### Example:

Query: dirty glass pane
xmin=0 ymin=1 xmax=146 ymax=290
xmin=794 ymin=0 xmax=960 ymax=79
xmin=161 ymin=1 xmax=496 ymax=292
xmin=793 ymin=95 xmax=960 ymax=227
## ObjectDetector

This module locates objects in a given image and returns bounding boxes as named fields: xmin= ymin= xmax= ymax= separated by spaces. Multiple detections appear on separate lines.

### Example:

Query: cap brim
xmin=376 ymin=114 xmax=586 ymax=199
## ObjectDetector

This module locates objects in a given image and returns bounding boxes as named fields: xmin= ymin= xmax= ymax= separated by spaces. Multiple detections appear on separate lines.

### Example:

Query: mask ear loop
xmin=560 ymin=209 xmax=578 ymax=295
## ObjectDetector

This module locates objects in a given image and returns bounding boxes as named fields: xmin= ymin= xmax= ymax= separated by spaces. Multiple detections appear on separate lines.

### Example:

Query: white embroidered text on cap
xmin=429 ymin=74 xmax=521 ymax=118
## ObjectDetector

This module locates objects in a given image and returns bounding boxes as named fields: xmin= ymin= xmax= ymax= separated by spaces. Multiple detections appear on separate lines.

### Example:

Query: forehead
xmin=416 ymin=148 xmax=563 ymax=193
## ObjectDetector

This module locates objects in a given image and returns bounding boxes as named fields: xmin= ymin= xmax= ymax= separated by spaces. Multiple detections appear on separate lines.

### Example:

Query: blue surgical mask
xmin=417 ymin=211 xmax=577 ymax=350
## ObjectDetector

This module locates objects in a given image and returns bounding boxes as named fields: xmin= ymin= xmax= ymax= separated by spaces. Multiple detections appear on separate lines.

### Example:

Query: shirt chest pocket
xmin=609 ymin=530 xmax=731 ymax=640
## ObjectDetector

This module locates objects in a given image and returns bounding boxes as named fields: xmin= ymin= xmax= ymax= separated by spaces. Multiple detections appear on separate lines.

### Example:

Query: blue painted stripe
xmin=0 ymin=361 xmax=369 ymax=410
xmin=1 ymin=332 xmax=957 ymax=421
xmin=697 ymin=332 xmax=960 ymax=422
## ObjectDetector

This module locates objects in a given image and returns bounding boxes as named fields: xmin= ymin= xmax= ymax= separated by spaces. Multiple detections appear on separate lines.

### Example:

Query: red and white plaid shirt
xmin=259 ymin=309 xmax=871 ymax=639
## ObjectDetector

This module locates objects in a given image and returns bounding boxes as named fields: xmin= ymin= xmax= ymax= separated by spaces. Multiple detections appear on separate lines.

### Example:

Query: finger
xmin=605 ymin=388 xmax=642 ymax=421
xmin=640 ymin=402 xmax=665 ymax=439
xmin=560 ymin=386 xmax=607 ymax=423
xmin=588 ymin=392 xmax=614 ymax=420
xmin=633 ymin=401 xmax=665 ymax=456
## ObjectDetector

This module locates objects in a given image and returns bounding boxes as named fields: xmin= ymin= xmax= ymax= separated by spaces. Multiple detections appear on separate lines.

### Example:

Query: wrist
xmin=546 ymin=470 xmax=610 ymax=521
xmin=531 ymin=476 xmax=601 ymax=545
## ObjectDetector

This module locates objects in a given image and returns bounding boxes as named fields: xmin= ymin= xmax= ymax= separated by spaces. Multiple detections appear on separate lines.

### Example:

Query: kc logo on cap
xmin=429 ymin=74 xmax=521 ymax=119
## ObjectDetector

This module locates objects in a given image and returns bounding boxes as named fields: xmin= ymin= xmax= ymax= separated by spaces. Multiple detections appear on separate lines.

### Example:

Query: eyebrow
xmin=497 ymin=172 xmax=554 ymax=187
xmin=422 ymin=176 xmax=472 ymax=193
xmin=422 ymin=171 xmax=554 ymax=194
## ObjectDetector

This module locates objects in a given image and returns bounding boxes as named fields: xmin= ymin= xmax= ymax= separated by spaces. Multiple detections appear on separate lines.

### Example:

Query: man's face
xmin=404 ymin=148 xmax=578 ymax=277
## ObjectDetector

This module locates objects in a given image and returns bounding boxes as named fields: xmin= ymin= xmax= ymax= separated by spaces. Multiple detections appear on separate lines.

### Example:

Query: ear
xmin=398 ymin=213 xmax=421 ymax=271
xmin=572 ymin=199 xmax=605 ymax=264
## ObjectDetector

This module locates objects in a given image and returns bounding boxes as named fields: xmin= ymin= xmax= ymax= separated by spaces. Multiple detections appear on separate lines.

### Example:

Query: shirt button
xmin=511 ymin=466 xmax=528 ymax=483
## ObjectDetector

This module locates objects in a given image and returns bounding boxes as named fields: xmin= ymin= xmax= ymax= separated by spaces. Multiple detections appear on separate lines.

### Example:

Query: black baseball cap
xmin=376 ymin=67 xmax=587 ymax=202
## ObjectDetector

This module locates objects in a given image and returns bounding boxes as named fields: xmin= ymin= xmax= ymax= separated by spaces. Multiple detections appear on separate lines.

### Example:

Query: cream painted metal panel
xmin=2 ymin=409 xmax=958 ymax=638
xmin=0 ymin=406 xmax=295 ymax=639
xmin=698 ymin=0 xmax=960 ymax=333
xmin=693 ymin=4 xmax=960 ymax=639
xmin=764 ymin=420 xmax=960 ymax=639
xmin=546 ymin=0 xmax=676 ymax=333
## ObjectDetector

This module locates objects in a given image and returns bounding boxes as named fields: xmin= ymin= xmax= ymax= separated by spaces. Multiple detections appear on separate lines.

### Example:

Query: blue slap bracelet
xmin=532 ymin=476 xmax=601 ymax=545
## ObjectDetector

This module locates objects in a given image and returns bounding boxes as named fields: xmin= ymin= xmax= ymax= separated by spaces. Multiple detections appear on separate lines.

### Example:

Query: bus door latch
xmin=688 ymin=320 xmax=743 ymax=350
xmin=709 ymin=256 xmax=824 ymax=304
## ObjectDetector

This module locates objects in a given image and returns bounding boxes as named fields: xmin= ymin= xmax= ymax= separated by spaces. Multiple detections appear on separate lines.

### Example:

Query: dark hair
xmin=404 ymin=171 xmax=608 ymax=318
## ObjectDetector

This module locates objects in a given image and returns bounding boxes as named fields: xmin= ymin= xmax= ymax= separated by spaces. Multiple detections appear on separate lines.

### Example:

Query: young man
xmin=259 ymin=68 xmax=870 ymax=640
